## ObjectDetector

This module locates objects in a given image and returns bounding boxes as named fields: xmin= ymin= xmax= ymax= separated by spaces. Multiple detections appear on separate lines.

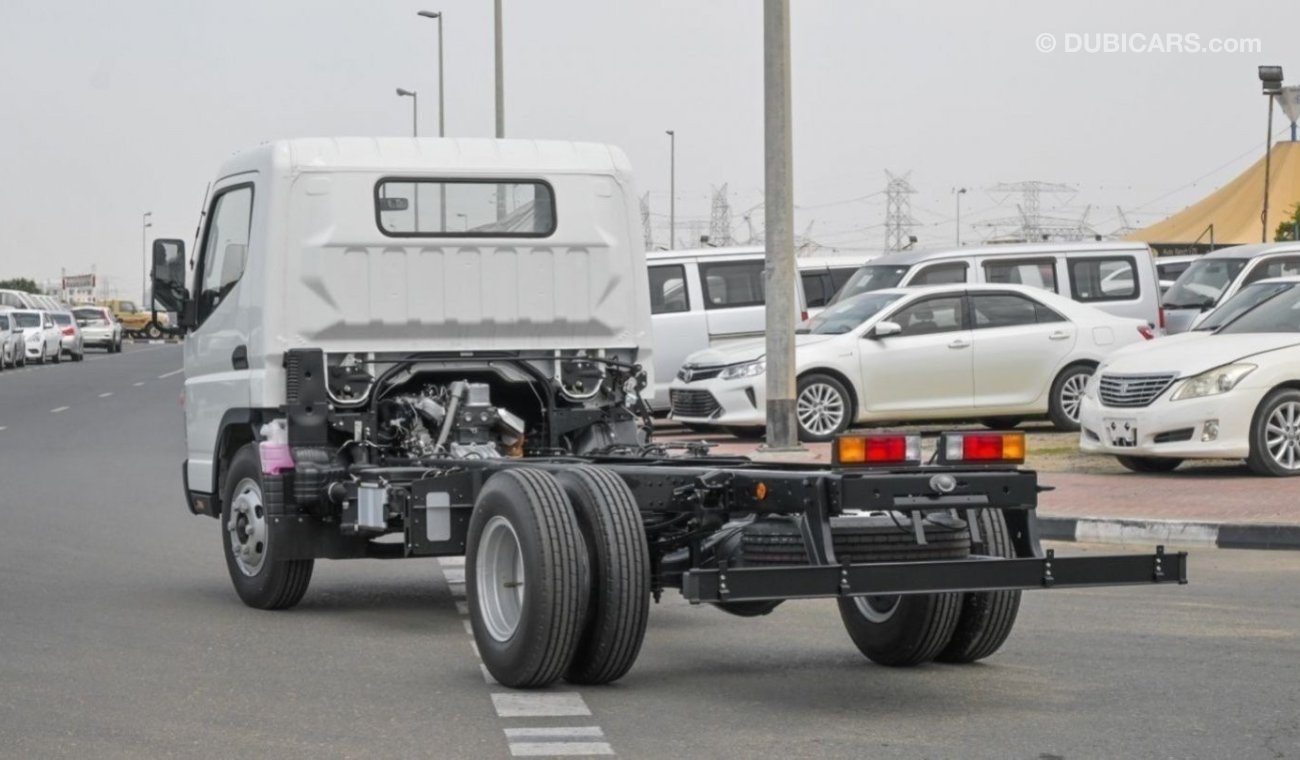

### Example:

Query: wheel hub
xmin=227 ymin=478 xmax=267 ymax=576
xmin=476 ymin=516 xmax=526 ymax=643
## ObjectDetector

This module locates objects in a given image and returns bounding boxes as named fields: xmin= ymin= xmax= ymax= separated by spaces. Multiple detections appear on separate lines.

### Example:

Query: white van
xmin=1163 ymin=242 xmax=1300 ymax=333
xmin=829 ymin=241 xmax=1163 ymax=329
xmin=798 ymin=255 xmax=868 ymax=314
xmin=646 ymin=246 xmax=809 ymax=408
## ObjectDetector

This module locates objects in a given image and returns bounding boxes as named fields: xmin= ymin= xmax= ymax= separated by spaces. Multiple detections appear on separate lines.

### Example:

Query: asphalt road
xmin=2 ymin=346 xmax=1298 ymax=759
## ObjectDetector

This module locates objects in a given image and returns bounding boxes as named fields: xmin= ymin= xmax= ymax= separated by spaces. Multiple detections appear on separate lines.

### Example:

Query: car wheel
xmin=52 ymin=346 xmax=61 ymax=364
xmin=1116 ymin=456 xmax=1182 ymax=473
xmin=145 ymin=322 xmax=163 ymax=340
xmin=221 ymin=445 xmax=315 ymax=609
xmin=1048 ymin=364 xmax=1093 ymax=432
xmin=795 ymin=373 xmax=853 ymax=442
xmin=1247 ymin=388 xmax=1300 ymax=477
xmin=979 ymin=417 xmax=1023 ymax=430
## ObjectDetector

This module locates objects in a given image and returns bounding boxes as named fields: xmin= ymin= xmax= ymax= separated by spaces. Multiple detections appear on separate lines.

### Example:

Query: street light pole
xmin=416 ymin=11 xmax=445 ymax=137
xmin=762 ymin=0 xmax=800 ymax=452
xmin=494 ymin=0 xmax=504 ymax=138
xmin=396 ymin=88 xmax=418 ymax=137
xmin=1259 ymin=66 xmax=1284 ymax=242
xmin=141 ymin=211 xmax=153 ymax=306
xmin=666 ymin=130 xmax=676 ymax=249
xmin=954 ymin=187 xmax=967 ymax=245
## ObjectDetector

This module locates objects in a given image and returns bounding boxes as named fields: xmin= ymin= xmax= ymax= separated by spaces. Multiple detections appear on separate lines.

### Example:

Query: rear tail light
xmin=800 ymin=310 xmax=809 ymax=322
xmin=61 ymin=326 xmax=75 ymax=336
xmin=1138 ymin=326 xmax=1155 ymax=340
xmin=1157 ymin=307 xmax=1166 ymax=330
xmin=834 ymin=433 xmax=922 ymax=466
xmin=939 ymin=432 xmax=1025 ymax=464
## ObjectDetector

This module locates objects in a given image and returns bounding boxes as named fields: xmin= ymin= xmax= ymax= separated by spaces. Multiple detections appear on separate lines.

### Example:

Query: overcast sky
xmin=1 ymin=0 xmax=1295 ymax=294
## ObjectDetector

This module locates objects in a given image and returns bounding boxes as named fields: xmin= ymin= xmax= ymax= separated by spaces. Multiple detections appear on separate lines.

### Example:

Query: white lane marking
xmin=491 ymin=693 xmax=592 ymax=718
xmin=0 ymin=426 xmax=6 ymax=431
xmin=158 ymin=368 xmax=184 ymax=379
xmin=441 ymin=556 xmax=465 ymax=567
xmin=99 ymin=392 xmax=113 ymax=398
xmin=133 ymin=382 xmax=144 ymax=387
xmin=462 ymin=619 xmax=474 ymax=636
xmin=509 ymin=742 xmax=614 ymax=757
xmin=505 ymin=727 xmax=606 ymax=740
xmin=448 ymin=582 xmax=465 ymax=598
xmin=443 ymin=567 xmax=465 ymax=583
xmin=50 ymin=406 xmax=69 ymax=413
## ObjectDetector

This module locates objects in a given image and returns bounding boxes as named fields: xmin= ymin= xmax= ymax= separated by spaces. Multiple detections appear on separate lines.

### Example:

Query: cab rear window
xmin=375 ymin=179 xmax=556 ymax=238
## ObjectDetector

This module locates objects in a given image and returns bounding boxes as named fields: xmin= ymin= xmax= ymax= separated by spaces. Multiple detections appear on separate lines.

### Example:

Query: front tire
xmin=467 ymin=469 xmax=590 ymax=688
xmin=796 ymin=373 xmax=853 ymax=442
xmin=1048 ymin=364 xmax=1093 ymax=432
xmin=555 ymin=466 xmax=650 ymax=685
xmin=220 ymin=445 xmax=314 ymax=609
xmin=1116 ymin=456 xmax=1182 ymax=473
xmin=145 ymin=322 xmax=164 ymax=340
xmin=1247 ymin=388 xmax=1300 ymax=476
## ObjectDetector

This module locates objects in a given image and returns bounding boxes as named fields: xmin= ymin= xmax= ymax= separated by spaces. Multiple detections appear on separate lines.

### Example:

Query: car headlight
xmin=719 ymin=359 xmax=766 ymax=380
xmin=25 ymin=333 xmax=40 ymax=343
xmin=1171 ymin=363 xmax=1256 ymax=401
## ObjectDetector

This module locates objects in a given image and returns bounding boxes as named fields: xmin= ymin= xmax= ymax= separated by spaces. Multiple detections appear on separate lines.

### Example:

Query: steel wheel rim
xmin=1060 ymin=372 xmax=1089 ymax=422
xmin=476 ymin=516 xmax=526 ymax=643
xmin=227 ymin=478 xmax=267 ymax=576
xmin=797 ymin=383 xmax=846 ymax=436
xmin=854 ymin=595 xmax=900 ymax=624
xmin=1264 ymin=401 xmax=1300 ymax=471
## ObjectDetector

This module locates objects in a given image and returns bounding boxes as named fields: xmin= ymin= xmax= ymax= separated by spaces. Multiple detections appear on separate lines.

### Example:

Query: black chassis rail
xmin=333 ymin=455 xmax=1188 ymax=601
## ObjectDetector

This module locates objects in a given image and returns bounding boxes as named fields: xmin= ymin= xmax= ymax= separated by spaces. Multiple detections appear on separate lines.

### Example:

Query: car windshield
xmin=51 ymin=313 xmax=72 ymax=325
xmin=1196 ymin=282 xmax=1295 ymax=331
xmin=73 ymin=308 xmax=106 ymax=321
xmin=12 ymin=312 xmax=39 ymax=328
xmin=829 ymin=265 xmax=910 ymax=304
xmin=1162 ymin=258 xmax=1246 ymax=309
xmin=120 ymin=301 xmax=138 ymax=313
xmin=1218 ymin=285 xmax=1300 ymax=334
xmin=800 ymin=292 xmax=904 ymax=335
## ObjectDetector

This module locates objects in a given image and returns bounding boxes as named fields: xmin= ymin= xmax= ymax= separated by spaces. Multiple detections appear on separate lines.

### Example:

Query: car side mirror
xmin=151 ymin=238 xmax=193 ymax=329
xmin=870 ymin=320 xmax=902 ymax=339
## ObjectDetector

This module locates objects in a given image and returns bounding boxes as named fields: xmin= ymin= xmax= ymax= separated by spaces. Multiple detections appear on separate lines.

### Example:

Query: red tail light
xmin=800 ymin=310 xmax=809 ymax=322
xmin=1158 ymin=307 xmax=1166 ymax=330
xmin=834 ymin=433 xmax=922 ymax=466
xmin=939 ymin=432 xmax=1026 ymax=464
xmin=61 ymin=326 xmax=75 ymax=336
xmin=1138 ymin=326 xmax=1155 ymax=340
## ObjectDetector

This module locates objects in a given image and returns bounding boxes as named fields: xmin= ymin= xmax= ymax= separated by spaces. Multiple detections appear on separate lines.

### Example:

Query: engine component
xmin=559 ymin=358 xmax=606 ymax=401
xmin=378 ymin=380 xmax=527 ymax=460
xmin=344 ymin=481 xmax=389 ymax=534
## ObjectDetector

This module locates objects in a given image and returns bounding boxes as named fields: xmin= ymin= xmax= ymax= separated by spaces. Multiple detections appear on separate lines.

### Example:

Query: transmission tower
xmin=883 ymin=171 xmax=918 ymax=251
xmin=709 ymin=184 xmax=733 ymax=246
xmin=983 ymin=181 xmax=1095 ymax=242
xmin=1111 ymin=206 xmax=1138 ymax=239
xmin=639 ymin=192 xmax=653 ymax=249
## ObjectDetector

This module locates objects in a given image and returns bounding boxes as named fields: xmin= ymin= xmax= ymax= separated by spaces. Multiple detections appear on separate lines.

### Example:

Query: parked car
xmin=99 ymin=298 xmax=170 ymax=338
xmin=829 ymin=241 xmax=1164 ymax=331
xmin=799 ymin=255 xmax=868 ymax=315
xmin=49 ymin=310 xmax=85 ymax=361
xmin=10 ymin=309 xmax=61 ymax=364
xmin=1154 ymin=254 xmax=1199 ymax=294
xmin=1162 ymin=242 xmax=1300 ymax=333
xmin=646 ymin=246 xmax=807 ymax=409
xmin=72 ymin=305 xmax=124 ymax=352
xmin=0 ymin=311 xmax=25 ymax=368
xmin=1082 ymin=276 xmax=1300 ymax=476
xmin=669 ymin=283 xmax=1153 ymax=441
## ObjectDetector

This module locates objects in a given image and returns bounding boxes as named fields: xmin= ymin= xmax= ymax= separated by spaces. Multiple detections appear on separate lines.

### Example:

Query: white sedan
xmin=668 ymin=284 xmax=1153 ymax=441
xmin=1080 ymin=277 xmax=1300 ymax=476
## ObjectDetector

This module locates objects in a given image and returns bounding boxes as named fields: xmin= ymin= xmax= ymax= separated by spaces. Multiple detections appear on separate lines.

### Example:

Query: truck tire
xmin=467 ymin=469 xmax=590 ymax=689
xmin=937 ymin=509 xmax=1021 ymax=663
xmin=221 ymin=445 xmax=314 ymax=610
xmin=555 ymin=466 xmax=650 ymax=685
xmin=740 ymin=515 xmax=968 ymax=666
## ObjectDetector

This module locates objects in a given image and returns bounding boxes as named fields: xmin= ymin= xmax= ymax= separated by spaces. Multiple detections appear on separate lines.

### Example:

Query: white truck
xmin=153 ymin=137 xmax=1185 ymax=689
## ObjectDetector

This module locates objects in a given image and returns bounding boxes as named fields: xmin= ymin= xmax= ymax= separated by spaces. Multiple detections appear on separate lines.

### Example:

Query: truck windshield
xmin=1162 ymin=258 xmax=1246 ymax=309
xmin=800 ymin=292 xmax=903 ymax=335
xmin=830 ymin=265 xmax=911 ymax=305
xmin=1218 ymin=285 xmax=1300 ymax=334
xmin=12 ymin=312 xmax=39 ymax=328
xmin=1196 ymin=282 xmax=1295 ymax=331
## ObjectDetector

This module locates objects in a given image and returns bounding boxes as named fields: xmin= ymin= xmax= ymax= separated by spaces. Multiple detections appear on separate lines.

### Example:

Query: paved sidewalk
xmin=653 ymin=422 xmax=1300 ymax=548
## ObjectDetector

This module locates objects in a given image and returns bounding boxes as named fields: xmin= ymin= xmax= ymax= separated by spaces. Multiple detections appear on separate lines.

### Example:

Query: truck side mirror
xmin=870 ymin=320 xmax=902 ymax=339
xmin=151 ymin=238 xmax=193 ymax=329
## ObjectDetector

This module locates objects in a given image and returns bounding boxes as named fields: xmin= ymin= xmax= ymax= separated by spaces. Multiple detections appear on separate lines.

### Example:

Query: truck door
xmin=185 ymin=182 xmax=256 ymax=494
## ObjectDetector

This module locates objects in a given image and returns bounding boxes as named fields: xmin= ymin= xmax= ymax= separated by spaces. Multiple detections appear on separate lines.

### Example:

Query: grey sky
xmin=0 ymin=0 xmax=1293 ymax=294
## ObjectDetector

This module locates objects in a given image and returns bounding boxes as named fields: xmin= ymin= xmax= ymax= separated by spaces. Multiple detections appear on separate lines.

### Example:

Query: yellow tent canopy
xmin=1127 ymin=141 xmax=1300 ymax=245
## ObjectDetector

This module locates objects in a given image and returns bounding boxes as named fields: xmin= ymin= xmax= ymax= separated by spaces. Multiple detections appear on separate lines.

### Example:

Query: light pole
xmin=494 ymin=0 xmax=504 ymax=138
xmin=396 ymin=88 xmax=418 ymax=137
xmin=416 ymin=11 xmax=445 ymax=137
xmin=1260 ymin=66 xmax=1284 ymax=242
xmin=954 ymin=187 xmax=967 ymax=245
xmin=141 ymin=211 xmax=153 ymax=306
xmin=665 ymin=130 xmax=676 ymax=249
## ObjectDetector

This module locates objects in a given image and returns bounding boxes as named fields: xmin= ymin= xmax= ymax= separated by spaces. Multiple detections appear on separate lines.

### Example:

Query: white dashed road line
xmin=158 ymin=368 xmax=184 ymax=379
xmin=133 ymin=382 xmax=144 ymax=387
xmin=50 ymin=406 xmax=69 ymax=413
xmin=438 ymin=557 xmax=615 ymax=755
xmin=99 ymin=392 xmax=113 ymax=398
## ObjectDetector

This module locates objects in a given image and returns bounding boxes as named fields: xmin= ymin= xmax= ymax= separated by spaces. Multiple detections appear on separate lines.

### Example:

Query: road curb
xmin=1038 ymin=515 xmax=1300 ymax=551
